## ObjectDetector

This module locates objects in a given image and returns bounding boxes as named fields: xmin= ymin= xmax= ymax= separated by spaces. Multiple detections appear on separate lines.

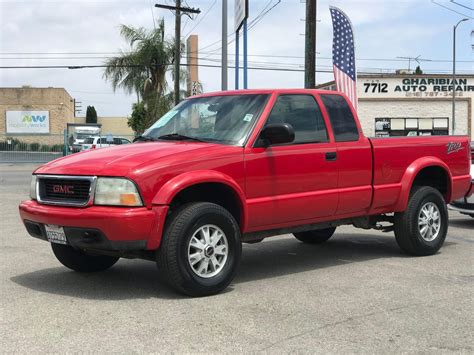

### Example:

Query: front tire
xmin=51 ymin=243 xmax=119 ymax=272
xmin=294 ymin=227 xmax=336 ymax=244
xmin=394 ymin=186 xmax=448 ymax=256
xmin=157 ymin=202 xmax=242 ymax=297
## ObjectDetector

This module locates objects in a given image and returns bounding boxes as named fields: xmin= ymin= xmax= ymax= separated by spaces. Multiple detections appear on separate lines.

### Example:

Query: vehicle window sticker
xmin=243 ymin=113 xmax=253 ymax=122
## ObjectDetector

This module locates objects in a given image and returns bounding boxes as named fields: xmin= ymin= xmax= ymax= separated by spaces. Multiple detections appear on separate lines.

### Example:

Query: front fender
xmin=152 ymin=169 xmax=248 ymax=229
xmin=393 ymin=156 xmax=452 ymax=212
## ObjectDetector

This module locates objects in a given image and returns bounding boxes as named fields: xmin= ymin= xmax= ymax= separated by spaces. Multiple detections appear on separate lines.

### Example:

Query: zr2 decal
xmin=446 ymin=142 xmax=463 ymax=154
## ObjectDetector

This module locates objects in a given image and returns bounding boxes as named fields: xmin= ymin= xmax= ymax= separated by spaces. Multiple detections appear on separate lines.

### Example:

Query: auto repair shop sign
xmin=359 ymin=77 xmax=474 ymax=98
xmin=6 ymin=111 xmax=50 ymax=134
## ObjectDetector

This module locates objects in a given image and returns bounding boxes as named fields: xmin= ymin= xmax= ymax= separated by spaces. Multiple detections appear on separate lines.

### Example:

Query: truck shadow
xmin=10 ymin=233 xmax=456 ymax=300
xmin=448 ymin=218 xmax=474 ymax=229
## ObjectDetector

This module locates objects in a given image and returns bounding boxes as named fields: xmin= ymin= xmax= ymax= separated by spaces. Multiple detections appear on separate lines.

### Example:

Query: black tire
xmin=294 ymin=227 xmax=336 ymax=244
xmin=51 ymin=243 xmax=119 ymax=272
xmin=157 ymin=202 xmax=242 ymax=297
xmin=394 ymin=186 xmax=448 ymax=256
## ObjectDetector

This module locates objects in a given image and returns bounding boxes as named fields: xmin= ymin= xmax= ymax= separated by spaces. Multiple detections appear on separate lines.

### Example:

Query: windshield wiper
xmin=133 ymin=135 xmax=157 ymax=142
xmin=157 ymin=133 xmax=205 ymax=142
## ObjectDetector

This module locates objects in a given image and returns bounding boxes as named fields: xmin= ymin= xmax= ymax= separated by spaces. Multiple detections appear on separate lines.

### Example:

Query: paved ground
xmin=1 ymin=164 xmax=473 ymax=353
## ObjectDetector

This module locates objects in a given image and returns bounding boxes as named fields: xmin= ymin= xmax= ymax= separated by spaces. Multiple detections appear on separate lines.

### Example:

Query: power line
xmin=183 ymin=0 xmax=217 ymax=38
xmin=0 ymin=62 xmax=470 ymax=75
xmin=187 ymin=0 xmax=281 ymax=55
xmin=2 ymin=54 xmax=472 ymax=64
xmin=450 ymin=0 xmax=474 ymax=11
xmin=431 ymin=0 xmax=473 ymax=18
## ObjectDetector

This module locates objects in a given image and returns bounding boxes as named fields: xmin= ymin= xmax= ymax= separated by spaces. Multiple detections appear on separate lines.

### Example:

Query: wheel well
xmin=411 ymin=166 xmax=449 ymax=201
xmin=169 ymin=183 xmax=243 ymax=227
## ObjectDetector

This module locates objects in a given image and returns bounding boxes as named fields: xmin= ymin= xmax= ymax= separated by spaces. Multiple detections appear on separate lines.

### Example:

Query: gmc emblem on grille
xmin=52 ymin=184 xmax=74 ymax=194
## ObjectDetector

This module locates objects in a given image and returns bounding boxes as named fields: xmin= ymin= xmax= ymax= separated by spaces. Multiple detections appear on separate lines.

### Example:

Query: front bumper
xmin=19 ymin=200 xmax=168 ymax=251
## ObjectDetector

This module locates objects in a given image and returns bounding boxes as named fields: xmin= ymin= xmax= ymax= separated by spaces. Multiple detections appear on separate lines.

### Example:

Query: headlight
xmin=94 ymin=178 xmax=143 ymax=206
xmin=30 ymin=175 xmax=37 ymax=200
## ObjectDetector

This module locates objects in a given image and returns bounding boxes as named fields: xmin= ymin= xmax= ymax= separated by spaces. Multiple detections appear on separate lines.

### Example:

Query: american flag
xmin=330 ymin=6 xmax=358 ymax=111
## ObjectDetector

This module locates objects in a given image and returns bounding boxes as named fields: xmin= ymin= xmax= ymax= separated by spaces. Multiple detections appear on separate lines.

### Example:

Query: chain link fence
xmin=0 ymin=133 xmax=136 ymax=163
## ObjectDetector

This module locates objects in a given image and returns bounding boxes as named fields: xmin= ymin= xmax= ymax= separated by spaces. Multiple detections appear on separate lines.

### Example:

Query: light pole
xmin=452 ymin=18 xmax=468 ymax=135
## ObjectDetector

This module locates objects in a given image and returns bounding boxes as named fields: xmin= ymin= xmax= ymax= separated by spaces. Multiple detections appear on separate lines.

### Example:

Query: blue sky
xmin=0 ymin=0 xmax=472 ymax=116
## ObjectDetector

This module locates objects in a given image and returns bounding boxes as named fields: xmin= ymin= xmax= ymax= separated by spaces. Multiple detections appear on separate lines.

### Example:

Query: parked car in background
xmin=449 ymin=141 xmax=474 ymax=218
xmin=81 ymin=136 xmax=131 ymax=151
xmin=70 ymin=126 xmax=101 ymax=152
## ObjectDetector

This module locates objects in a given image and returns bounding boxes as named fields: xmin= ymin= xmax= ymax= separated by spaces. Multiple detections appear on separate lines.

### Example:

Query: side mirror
xmin=259 ymin=123 xmax=295 ymax=147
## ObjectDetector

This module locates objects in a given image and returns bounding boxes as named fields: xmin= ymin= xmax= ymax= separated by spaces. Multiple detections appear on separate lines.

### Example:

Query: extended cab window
xmin=320 ymin=94 xmax=359 ymax=142
xmin=265 ymin=95 xmax=329 ymax=144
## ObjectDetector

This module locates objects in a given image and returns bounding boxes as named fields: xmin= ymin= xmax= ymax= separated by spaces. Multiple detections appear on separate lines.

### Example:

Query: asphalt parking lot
xmin=1 ymin=163 xmax=473 ymax=353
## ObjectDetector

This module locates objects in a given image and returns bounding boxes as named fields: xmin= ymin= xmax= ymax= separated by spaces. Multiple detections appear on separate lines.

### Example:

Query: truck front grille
xmin=37 ymin=175 xmax=95 ymax=206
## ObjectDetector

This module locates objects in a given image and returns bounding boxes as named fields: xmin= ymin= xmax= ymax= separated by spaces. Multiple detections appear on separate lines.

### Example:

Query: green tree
xmin=85 ymin=105 xmax=97 ymax=124
xmin=128 ymin=101 xmax=147 ymax=135
xmin=104 ymin=20 xmax=185 ymax=133
xmin=415 ymin=65 xmax=423 ymax=75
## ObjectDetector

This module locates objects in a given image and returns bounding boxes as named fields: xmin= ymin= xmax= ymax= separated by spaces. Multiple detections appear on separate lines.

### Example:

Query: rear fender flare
xmin=394 ymin=157 xmax=452 ymax=212
xmin=151 ymin=170 xmax=248 ymax=230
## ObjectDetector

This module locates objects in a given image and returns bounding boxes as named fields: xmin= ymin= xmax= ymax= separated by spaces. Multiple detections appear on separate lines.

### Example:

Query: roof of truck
xmin=192 ymin=88 xmax=339 ymax=99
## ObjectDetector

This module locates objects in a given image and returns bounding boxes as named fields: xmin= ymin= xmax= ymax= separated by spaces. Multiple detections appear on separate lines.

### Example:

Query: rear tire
xmin=157 ymin=202 xmax=242 ymax=297
xmin=51 ymin=243 xmax=119 ymax=272
xmin=394 ymin=186 xmax=448 ymax=256
xmin=294 ymin=227 xmax=336 ymax=244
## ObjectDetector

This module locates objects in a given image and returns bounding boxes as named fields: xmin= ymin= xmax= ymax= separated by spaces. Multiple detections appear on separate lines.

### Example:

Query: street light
xmin=452 ymin=18 xmax=468 ymax=135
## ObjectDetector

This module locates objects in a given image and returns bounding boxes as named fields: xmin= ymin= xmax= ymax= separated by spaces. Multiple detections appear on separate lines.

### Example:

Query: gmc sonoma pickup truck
xmin=19 ymin=89 xmax=472 ymax=296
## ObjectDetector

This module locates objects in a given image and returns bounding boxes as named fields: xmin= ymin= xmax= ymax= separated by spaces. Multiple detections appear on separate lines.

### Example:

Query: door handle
xmin=325 ymin=152 xmax=337 ymax=161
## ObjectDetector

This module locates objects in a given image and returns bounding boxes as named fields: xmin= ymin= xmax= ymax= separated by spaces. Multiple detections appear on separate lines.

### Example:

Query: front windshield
xmin=142 ymin=94 xmax=269 ymax=146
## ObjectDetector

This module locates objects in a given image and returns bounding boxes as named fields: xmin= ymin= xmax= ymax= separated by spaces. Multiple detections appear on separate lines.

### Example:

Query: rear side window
xmin=265 ymin=95 xmax=329 ymax=144
xmin=320 ymin=94 xmax=359 ymax=142
xmin=99 ymin=138 xmax=108 ymax=145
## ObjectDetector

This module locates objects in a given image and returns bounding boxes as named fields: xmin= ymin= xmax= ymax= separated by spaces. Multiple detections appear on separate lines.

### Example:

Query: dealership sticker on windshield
xmin=45 ymin=224 xmax=67 ymax=244
xmin=243 ymin=114 xmax=253 ymax=122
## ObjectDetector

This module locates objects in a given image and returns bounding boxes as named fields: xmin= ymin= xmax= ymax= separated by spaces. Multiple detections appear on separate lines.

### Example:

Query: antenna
xmin=396 ymin=55 xmax=432 ymax=72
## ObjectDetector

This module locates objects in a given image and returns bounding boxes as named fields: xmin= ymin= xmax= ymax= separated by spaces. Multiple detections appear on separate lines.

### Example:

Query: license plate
xmin=44 ymin=224 xmax=67 ymax=244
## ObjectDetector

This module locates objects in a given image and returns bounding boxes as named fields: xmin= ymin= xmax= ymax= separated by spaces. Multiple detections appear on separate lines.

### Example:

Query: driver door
xmin=244 ymin=94 xmax=339 ymax=230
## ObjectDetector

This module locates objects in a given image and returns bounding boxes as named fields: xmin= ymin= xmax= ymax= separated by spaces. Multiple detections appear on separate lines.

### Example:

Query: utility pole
xmin=304 ymin=0 xmax=316 ymax=88
xmin=221 ymin=0 xmax=228 ymax=91
xmin=155 ymin=2 xmax=200 ymax=105
xmin=452 ymin=18 xmax=468 ymax=135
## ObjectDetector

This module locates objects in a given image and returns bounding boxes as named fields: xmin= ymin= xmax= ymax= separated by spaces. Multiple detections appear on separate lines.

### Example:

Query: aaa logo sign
xmin=6 ymin=111 xmax=50 ymax=133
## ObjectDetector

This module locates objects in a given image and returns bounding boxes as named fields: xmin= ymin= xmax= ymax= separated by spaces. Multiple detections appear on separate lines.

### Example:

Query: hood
xmin=35 ymin=141 xmax=234 ymax=176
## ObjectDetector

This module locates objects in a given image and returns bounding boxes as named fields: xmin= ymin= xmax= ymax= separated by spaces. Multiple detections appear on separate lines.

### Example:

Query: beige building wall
xmin=358 ymin=99 xmax=470 ymax=137
xmin=318 ymin=74 xmax=474 ymax=139
xmin=0 ymin=87 xmax=74 ymax=145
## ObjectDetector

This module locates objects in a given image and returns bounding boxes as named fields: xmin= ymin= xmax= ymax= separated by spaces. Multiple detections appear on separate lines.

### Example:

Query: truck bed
xmin=369 ymin=135 xmax=471 ymax=214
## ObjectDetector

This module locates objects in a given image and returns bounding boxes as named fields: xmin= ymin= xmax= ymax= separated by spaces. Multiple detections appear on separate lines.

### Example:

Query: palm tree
xmin=103 ymin=20 xmax=174 ymax=103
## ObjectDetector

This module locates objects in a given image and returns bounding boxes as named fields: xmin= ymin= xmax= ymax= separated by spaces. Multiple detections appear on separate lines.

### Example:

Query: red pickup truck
xmin=19 ymin=89 xmax=472 ymax=296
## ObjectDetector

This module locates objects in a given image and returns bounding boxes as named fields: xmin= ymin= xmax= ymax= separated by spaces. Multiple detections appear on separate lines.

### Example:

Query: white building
xmin=318 ymin=74 xmax=473 ymax=140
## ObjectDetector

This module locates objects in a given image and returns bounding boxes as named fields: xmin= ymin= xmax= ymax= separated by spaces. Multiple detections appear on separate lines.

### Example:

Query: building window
xmin=374 ymin=117 xmax=449 ymax=137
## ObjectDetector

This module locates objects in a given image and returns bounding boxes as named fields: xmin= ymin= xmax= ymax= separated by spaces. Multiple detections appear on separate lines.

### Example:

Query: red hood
xmin=35 ymin=141 xmax=233 ymax=176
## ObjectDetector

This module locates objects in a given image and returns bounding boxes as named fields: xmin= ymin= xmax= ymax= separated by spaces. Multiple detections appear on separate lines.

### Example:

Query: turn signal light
xmin=120 ymin=193 xmax=140 ymax=206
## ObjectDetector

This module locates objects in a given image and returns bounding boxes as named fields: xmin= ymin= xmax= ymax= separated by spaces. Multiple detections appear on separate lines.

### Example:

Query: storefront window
xmin=374 ymin=117 xmax=449 ymax=137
